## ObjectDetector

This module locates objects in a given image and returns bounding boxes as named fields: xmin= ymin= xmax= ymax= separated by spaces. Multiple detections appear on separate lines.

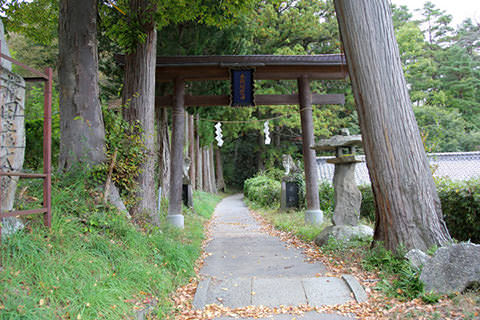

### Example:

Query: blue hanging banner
xmin=230 ymin=69 xmax=255 ymax=107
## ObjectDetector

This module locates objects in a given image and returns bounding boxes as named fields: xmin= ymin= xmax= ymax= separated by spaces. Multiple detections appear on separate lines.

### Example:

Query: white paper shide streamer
xmin=264 ymin=120 xmax=271 ymax=145
xmin=215 ymin=122 xmax=224 ymax=147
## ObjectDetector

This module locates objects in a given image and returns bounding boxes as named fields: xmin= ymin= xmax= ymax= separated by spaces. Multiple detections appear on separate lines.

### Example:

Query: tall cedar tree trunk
xmin=157 ymin=106 xmax=170 ymax=200
xmin=58 ymin=0 xmax=105 ymax=170
xmin=195 ymin=115 xmax=202 ymax=190
xmin=167 ymin=78 xmax=185 ymax=217
xmin=334 ymin=0 xmax=451 ymax=251
xmin=189 ymin=115 xmax=195 ymax=189
xmin=122 ymin=0 xmax=158 ymax=224
xmin=209 ymin=144 xmax=217 ymax=194
xmin=203 ymin=147 xmax=210 ymax=192
xmin=215 ymin=147 xmax=225 ymax=192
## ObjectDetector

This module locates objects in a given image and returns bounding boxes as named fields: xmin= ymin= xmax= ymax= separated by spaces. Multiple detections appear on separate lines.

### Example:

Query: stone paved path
xmin=193 ymin=194 xmax=366 ymax=320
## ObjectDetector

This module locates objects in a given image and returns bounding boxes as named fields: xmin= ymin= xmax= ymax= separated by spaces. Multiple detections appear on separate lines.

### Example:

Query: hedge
xmin=436 ymin=178 xmax=480 ymax=243
xmin=359 ymin=178 xmax=480 ymax=243
xmin=244 ymin=174 xmax=281 ymax=208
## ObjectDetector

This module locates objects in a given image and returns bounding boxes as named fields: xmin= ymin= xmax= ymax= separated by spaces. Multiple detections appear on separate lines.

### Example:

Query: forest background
xmin=2 ymin=0 xmax=479 ymax=188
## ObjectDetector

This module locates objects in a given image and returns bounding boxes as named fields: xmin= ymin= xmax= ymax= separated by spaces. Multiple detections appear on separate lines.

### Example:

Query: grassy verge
xmin=251 ymin=207 xmax=327 ymax=242
xmin=0 ymin=169 xmax=221 ymax=319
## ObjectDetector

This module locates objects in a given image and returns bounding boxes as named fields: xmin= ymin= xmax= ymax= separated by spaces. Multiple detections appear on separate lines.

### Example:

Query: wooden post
xmin=189 ymin=114 xmax=195 ymax=189
xmin=298 ymin=76 xmax=323 ymax=225
xmin=167 ymin=77 xmax=185 ymax=228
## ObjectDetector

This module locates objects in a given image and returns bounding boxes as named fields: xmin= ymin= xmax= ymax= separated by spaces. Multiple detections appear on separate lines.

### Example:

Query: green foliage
xmin=262 ymin=167 xmax=285 ymax=181
xmin=24 ymin=115 xmax=59 ymax=170
xmin=101 ymin=0 xmax=257 ymax=52
xmin=22 ymin=84 xmax=61 ymax=170
xmin=243 ymin=174 xmax=281 ymax=208
xmin=318 ymin=181 xmax=334 ymax=217
xmin=1 ymin=169 xmax=221 ymax=319
xmin=414 ymin=105 xmax=480 ymax=152
xmin=394 ymin=2 xmax=480 ymax=140
xmin=436 ymin=178 xmax=480 ymax=243
xmin=89 ymin=108 xmax=147 ymax=209
xmin=193 ymin=190 xmax=222 ymax=218
xmin=321 ymin=235 xmax=370 ymax=254
xmin=363 ymin=245 xmax=425 ymax=301
xmin=359 ymin=184 xmax=376 ymax=222
xmin=1 ymin=0 xmax=58 ymax=45
xmin=264 ymin=209 xmax=327 ymax=242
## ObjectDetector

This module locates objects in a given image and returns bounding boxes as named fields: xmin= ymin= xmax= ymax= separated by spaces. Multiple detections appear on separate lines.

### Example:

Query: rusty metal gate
xmin=0 ymin=43 xmax=52 ymax=240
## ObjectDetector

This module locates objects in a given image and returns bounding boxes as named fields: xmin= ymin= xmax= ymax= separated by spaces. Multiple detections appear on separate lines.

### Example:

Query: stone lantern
xmin=312 ymin=129 xmax=362 ymax=226
xmin=311 ymin=129 xmax=373 ymax=246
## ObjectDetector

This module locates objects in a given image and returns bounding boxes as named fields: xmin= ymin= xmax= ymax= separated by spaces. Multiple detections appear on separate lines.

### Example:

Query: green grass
xmin=0 ymin=170 xmax=221 ymax=319
xmin=244 ymin=199 xmax=328 ymax=242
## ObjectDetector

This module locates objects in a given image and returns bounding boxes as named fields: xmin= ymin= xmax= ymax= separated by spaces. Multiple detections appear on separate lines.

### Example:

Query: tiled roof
xmin=316 ymin=152 xmax=480 ymax=185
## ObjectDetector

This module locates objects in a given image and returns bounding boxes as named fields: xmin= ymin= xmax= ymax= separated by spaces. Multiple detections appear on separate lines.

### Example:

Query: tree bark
xmin=203 ymin=147 xmax=210 ymax=192
xmin=196 ymin=119 xmax=203 ymax=190
xmin=189 ymin=114 xmax=195 ymax=189
xmin=157 ymin=106 xmax=170 ymax=200
xmin=167 ymin=78 xmax=185 ymax=217
xmin=58 ymin=0 xmax=105 ymax=170
xmin=122 ymin=0 xmax=158 ymax=224
xmin=298 ymin=76 xmax=321 ymax=211
xmin=215 ymin=147 xmax=225 ymax=192
xmin=209 ymin=144 xmax=217 ymax=194
xmin=334 ymin=0 xmax=451 ymax=251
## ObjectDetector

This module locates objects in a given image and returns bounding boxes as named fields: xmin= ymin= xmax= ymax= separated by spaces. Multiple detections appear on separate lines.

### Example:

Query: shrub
xmin=359 ymin=184 xmax=375 ymax=222
xmin=358 ymin=178 xmax=480 ymax=242
xmin=89 ymin=108 xmax=147 ymax=209
xmin=436 ymin=178 xmax=480 ymax=243
xmin=318 ymin=181 xmax=334 ymax=217
xmin=244 ymin=174 xmax=281 ymax=208
xmin=363 ymin=244 xmax=424 ymax=301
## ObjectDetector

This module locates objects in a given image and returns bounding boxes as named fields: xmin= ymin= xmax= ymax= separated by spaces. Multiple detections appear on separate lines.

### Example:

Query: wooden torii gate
xmin=155 ymin=55 xmax=347 ymax=228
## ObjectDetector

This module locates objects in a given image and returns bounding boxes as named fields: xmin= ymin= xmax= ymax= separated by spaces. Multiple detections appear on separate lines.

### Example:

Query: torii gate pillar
xmin=167 ymin=77 xmax=185 ymax=228
xmin=298 ymin=76 xmax=323 ymax=225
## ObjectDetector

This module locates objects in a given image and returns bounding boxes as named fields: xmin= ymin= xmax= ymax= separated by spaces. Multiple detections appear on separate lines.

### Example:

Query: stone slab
xmin=214 ymin=311 xmax=355 ymax=320
xmin=303 ymin=277 xmax=353 ymax=307
xmin=193 ymin=277 xmax=252 ymax=309
xmin=192 ymin=278 xmax=211 ymax=309
xmin=252 ymin=278 xmax=307 ymax=307
xmin=342 ymin=275 xmax=367 ymax=302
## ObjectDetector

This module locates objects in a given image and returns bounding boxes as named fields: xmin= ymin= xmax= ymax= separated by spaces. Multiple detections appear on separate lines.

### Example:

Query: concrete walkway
xmin=193 ymin=194 xmax=366 ymax=320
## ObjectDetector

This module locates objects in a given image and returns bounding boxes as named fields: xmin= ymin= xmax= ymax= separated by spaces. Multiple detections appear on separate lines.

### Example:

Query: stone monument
xmin=1 ymin=19 xmax=26 ymax=237
xmin=280 ymin=154 xmax=300 ymax=211
xmin=182 ymin=156 xmax=193 ymax=208
xmin=312 ymin=129 xmax=373 ymax=246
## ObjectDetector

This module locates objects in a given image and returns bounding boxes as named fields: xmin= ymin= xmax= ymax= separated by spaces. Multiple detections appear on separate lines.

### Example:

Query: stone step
xmin=193 ymin=275 xmax=367 ymax=310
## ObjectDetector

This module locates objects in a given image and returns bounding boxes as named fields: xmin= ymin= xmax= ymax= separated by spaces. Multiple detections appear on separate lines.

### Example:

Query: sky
xmin=391 ymin=0 xmax=480 ymax=26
